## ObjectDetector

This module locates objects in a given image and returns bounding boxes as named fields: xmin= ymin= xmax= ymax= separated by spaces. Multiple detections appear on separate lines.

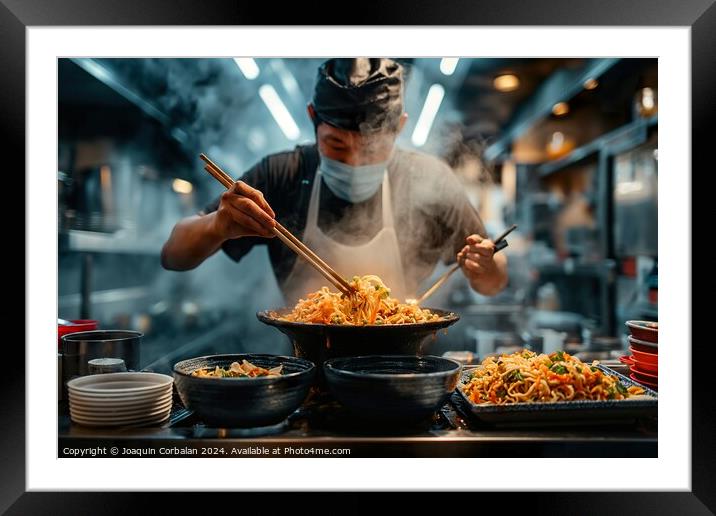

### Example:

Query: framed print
xmin=3 ymin=0 xmax=711 ymax=511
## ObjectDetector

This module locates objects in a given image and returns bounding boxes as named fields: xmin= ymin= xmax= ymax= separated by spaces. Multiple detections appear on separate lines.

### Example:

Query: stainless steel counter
xmin=58 ymin=393 xmax=657 ymax=458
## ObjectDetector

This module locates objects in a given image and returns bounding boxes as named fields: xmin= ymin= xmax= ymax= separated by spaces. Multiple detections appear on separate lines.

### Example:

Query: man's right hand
xmin=210 ymin=181 xmax=277 ymax=240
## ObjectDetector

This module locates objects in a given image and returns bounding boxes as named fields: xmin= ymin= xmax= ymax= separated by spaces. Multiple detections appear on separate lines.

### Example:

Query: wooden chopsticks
xmin=199 ymin=153 xmax=354 ymax=296
xmin=408 ymin=224 xmax=517 ymax=306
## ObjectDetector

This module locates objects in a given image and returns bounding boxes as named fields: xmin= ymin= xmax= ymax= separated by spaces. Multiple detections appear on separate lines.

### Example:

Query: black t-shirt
xmin=202 ymin=144 xmax=486 ymax=293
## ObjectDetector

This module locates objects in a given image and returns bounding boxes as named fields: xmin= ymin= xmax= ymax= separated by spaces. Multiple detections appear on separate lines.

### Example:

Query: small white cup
xmin=540 ymin=329 xmax=567 ymax=355
xmin=88 ymin=358 xmax=127 ymax=374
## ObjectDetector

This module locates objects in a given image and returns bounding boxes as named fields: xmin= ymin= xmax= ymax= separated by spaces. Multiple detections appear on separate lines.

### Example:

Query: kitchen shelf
xmin=59 ymin=229 xmax=162 ymax=255
xmin=538 ymin=114 xmax=658 ymax=178
xmin=68 ymin=58 xmax=192 ymax=148
xmin=59 ymin=286 xmax=151 ymax=310
xmin=535 ymin=260 xmax=616 ymax=278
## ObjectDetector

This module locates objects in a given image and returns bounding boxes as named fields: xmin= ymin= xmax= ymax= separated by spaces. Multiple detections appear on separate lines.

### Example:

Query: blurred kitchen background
xmin=58 ymin=57 xmax=658 ymax=373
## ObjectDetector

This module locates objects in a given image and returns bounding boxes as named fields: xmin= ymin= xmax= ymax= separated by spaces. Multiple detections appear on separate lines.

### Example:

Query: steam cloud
xmin=80 ymin=59 xmax=487 ymax=362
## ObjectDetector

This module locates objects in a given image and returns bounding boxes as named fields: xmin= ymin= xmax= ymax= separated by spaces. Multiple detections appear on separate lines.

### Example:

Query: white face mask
xmin=319 ymin=153 xmax=387 ymax=203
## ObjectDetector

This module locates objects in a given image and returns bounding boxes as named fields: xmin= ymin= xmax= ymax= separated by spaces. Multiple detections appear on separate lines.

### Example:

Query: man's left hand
xmin=458 ymin=234 xmax=508 ymax=296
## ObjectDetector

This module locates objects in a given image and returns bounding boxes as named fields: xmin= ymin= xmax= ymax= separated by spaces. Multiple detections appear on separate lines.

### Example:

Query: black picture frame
xmin=3 ymin=0 xmax=710 ymax=512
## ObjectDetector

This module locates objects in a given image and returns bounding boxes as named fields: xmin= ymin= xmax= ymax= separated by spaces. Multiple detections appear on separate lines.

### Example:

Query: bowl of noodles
xmin=257 ymin=275 xmax=459 ymax=377
xmin=173 ymin=354 xmax=315 ymax=428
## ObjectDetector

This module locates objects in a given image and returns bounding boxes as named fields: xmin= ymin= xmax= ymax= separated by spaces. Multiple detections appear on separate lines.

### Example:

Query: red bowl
xmin=619 ymin=355 xmax=635 ymax=366
xmin=625 ymin=320 xmax=658 ymax=343
xmin=630 ymin=373 xmax=658 ymax=390
xmin=628 ymin=335 xmax=658 ymax=353
xmin=632 ymin=358 xmax=658 ymax=374
xmin=631 ymin=364 xmax=658 ymax=382
xmin=58 ymin=319 xmax=98 ymax=349
xmin=629 ymin=346 xmax=658 ymax=365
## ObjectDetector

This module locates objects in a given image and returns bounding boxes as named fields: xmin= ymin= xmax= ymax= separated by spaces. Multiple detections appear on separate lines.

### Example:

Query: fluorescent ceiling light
xmin=411 ymin=84 xmax=445 ymax=147
xmin=440 ymin=58 xmax=459 ymax=76
xmin=259 ymin=84 xmax=300 ymax=141
xmin=234 ymin=58 xmax=260 ymax=80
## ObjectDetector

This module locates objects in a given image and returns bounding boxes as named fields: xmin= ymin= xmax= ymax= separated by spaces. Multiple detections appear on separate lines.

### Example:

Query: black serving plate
xmin=454 ymin=365 xmax=657 ymax=427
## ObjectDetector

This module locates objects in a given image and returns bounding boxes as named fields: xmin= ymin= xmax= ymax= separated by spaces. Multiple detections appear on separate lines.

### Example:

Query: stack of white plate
xmin=67 ymin=372 xmax=174 ymax=427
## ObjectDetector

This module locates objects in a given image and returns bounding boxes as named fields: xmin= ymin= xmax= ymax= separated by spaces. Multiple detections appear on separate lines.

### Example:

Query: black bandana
xmin=312 ymin=58 xmax=403 ymax=132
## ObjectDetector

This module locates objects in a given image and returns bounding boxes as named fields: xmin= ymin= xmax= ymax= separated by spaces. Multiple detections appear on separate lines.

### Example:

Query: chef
xmin=161 ymin=58 xmax=508 ymax=304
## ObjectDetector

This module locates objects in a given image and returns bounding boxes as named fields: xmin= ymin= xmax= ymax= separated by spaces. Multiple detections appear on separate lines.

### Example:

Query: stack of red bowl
xmin=623 ymin=320 xmax=658 ymax=390
xmin=58 ymin=319 xmax=98 ymax=350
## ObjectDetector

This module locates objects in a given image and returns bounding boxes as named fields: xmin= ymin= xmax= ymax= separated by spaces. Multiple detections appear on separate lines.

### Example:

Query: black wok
xmin=256 ymin=308 xmax=459 ymax=375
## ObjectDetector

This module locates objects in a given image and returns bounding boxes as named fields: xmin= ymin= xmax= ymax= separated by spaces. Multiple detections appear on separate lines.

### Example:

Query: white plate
xmin=68 ymin=382 xmax=171 ymax=398
xmin=70 ymin=412 xmax=171 ymax=427
xmin=70 ymin=380 xmax=167 ymax=392
xmin=70 ymin=401 xmax=173 ymax=420
xmin=68 ymin=393 xmax=173 ymax=411
xmin=70 ymin=410 xmax=171 ymax=426
xmin=69 ymin=394 xmax=172 ymax=410
xmin=68 ymin=385 xmax=172 ymax=402
xmin=67 ymin=372 xmax=173 ymax=395
xmin=70 ymin=414 xmax=170 ymax=428
xmin=69 ymin=398 xmax=173 ymax=417
xmin=70 ymin=407 xmax=172 ymax=422
xmin=70 ymin=396 xmax=173 ymax=412
xmin=68 ymin=387 xmax=172 ymax=403
xmin=70 ymin=410 xmax=171 ymax=427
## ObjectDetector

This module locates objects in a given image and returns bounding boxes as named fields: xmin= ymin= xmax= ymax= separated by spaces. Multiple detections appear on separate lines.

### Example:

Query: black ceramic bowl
xmin=257 ymin=308 xmax=459 ymax=370
xmin=173 ymin=354 xmax=315 ymax=428
xmin=323 ymin=355 xmax=462 ymax=424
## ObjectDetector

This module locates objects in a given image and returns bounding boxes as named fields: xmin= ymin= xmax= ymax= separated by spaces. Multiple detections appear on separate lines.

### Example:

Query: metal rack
xmin=516 ymin=115 xmax=658 ymax=337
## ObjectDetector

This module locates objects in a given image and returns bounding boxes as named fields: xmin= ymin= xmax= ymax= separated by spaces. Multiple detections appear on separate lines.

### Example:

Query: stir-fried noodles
xmin=277 ymin=275 xmax=441 ymax=325
xmin=192 ymin=359 xmax=282 ymax=378
xmin=462 ymin=350 xmax=645 ymax=404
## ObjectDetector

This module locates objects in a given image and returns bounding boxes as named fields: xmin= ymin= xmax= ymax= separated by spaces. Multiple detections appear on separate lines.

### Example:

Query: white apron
xmin=282 ymin=169 xmax=408 ymax=305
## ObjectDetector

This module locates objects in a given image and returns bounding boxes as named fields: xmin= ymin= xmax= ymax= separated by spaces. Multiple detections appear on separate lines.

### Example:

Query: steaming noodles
xmin=275 ymin=275 xmax=442 ymax=325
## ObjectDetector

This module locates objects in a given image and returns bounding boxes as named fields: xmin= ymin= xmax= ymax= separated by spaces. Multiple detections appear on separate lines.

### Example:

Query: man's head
xmin=309 ymin=58 xmax=408 ymax=166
